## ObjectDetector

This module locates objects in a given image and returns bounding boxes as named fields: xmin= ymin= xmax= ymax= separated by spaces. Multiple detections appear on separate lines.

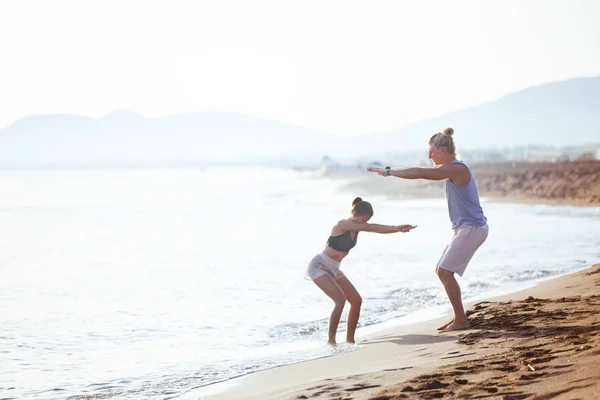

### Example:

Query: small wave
xmin=342 ymin=286 xmax=450 ymax=327
xmin=64 ymin=346 xmax=353 ymax=400
xmin=533 ymin=206 xmax=600 ymax=218
xmin=388 ymin=286 xmax=445 ymax=306
xmin=502 ymin=269 xmax=558 ymax=282
xmin=465 ymin=281 xmax=495 ymax=291
xmin=266 ymin=320 xmax=326 ymax=341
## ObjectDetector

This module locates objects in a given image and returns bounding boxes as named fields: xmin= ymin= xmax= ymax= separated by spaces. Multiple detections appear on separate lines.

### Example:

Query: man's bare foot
xmin=440 ymin=320 xmax=470 ymax=332
xmin=327 ymin=340 xmax=337 ymax=346
xmin=437 ymin=319 xmax=454 ymax=331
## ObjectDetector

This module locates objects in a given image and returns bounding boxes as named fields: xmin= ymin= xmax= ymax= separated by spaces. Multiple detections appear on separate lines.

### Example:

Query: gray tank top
xmin=444 ymin=160 xmax=487 ymax=231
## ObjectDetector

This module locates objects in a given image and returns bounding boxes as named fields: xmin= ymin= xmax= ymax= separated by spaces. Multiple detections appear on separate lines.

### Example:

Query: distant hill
xmin=0 ymin=76 xmax=598 ymax=167
xmin=354 ymin=76 xmax=600 ymax=153
xmin=0 ymin=111 xmax=341 ymax=167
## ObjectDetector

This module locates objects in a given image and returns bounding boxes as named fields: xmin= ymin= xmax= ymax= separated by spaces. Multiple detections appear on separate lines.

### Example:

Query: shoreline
xmin=484 ymin=195 xmax=600 ymax=208
xmin=185 ymin=168 xmax=600 ymax=399
xmin=187 ymin=263 xmax=600 ymax=400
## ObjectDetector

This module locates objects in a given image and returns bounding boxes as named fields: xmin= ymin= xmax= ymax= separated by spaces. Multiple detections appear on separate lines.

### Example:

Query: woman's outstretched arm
xmin=337 ymin=220 xmax=417 ymax=234
xmin=366 ymin=164 xmax=465 ymax=181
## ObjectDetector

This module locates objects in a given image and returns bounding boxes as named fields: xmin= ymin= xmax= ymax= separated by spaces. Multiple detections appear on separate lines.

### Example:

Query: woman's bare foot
xmin=437 ymin=319 xmax=454 ymax=331
xmin=327 ymin=340 xmax=337 ymax=346
xmin=440 ymin=320 xmax=470 ymax=332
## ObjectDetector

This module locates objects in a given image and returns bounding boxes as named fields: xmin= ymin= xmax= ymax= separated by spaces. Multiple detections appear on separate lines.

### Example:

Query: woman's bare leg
xmin=313 ymin=275 xmax=347 ymax=344
xmin=436 ymin=267 xmax=470 ymax=332
xmin=335 ymin=276 xmax=362 ymax=343
xmin=436 ymin=266 xmax=454 ymax=330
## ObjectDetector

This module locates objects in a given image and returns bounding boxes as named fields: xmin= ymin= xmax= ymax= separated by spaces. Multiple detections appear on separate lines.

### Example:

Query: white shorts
xmin=437 ymin=224 xmax=489 ymax=277
xmin=306 ymin=252 xmax=345 ymax=280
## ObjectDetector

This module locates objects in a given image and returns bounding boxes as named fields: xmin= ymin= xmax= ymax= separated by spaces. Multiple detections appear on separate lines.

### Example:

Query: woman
xmin=366 ymin=127 xmax=488 ymax=332
xmin=307 ymin=197 xmax=416 ymax=345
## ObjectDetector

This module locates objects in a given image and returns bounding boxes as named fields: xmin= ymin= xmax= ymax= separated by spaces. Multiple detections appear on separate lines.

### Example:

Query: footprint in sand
xmin=382 ymin=366 xmax=413 ymax=372
xmin=441 ymin=352 xmax=475 ymax=359
xmin=345 ymin=383 xmax=381 ymax=391
xmin=481 ymin=387 xmax=499 ymax=393
xmin=519 ymin=372 xmax=545 ymax=381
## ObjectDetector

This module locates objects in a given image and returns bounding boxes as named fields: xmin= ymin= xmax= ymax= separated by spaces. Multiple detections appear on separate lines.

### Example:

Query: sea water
xmin=1 ymin=167 xmax=599 ymax=399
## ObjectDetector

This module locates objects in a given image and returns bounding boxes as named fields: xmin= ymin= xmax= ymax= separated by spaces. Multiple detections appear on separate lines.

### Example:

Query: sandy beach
xmin=334 ymin=160 xmax=600 ymax=207
xmin=186 ymin=164 xmax=600 ymax=400
xmin=193 ymin=263 xmax=600 ymax=400
xmin=465 ymin=161 xmax=600 ymax=206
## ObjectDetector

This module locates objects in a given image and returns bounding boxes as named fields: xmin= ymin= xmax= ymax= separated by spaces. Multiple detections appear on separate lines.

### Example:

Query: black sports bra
xmin=327 ymin=231 xmax=358 ymax=252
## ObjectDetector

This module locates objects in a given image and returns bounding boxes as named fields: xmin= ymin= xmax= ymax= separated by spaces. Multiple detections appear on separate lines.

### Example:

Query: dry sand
xmin=335 ymin=160 xmax=600 ymax=207
xmin=191 ymin=264 xmax=600 ymax=400
xmin=469 ymin=161 xmax=600 ymax=206
xmin=370 ymin=264 xmax=600 ymax=400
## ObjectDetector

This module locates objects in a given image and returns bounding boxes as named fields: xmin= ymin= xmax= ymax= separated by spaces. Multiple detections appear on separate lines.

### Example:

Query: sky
xmin=0 ymin=0 xmax=599 ymax=135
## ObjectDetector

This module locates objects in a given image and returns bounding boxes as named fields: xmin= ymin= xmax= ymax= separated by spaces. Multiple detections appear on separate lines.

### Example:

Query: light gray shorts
xmin=437 ymin=224 xmax=489 ymax=277
xmin=306 ymin=252 xmax=345 ymax=281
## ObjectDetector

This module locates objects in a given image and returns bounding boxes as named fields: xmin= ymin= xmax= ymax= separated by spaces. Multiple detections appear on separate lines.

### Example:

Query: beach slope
xmin=195 ymin=264 xmax=600 ymax=400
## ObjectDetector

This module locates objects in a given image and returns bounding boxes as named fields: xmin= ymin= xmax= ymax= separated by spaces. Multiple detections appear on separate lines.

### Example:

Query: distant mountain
xmin=354 ymin=76 xmax=600 ymax=153
xmin=0 ymin=111 xmax=341 ymax=167
xmin=0 ymin=76 xmax=598 ymax=167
